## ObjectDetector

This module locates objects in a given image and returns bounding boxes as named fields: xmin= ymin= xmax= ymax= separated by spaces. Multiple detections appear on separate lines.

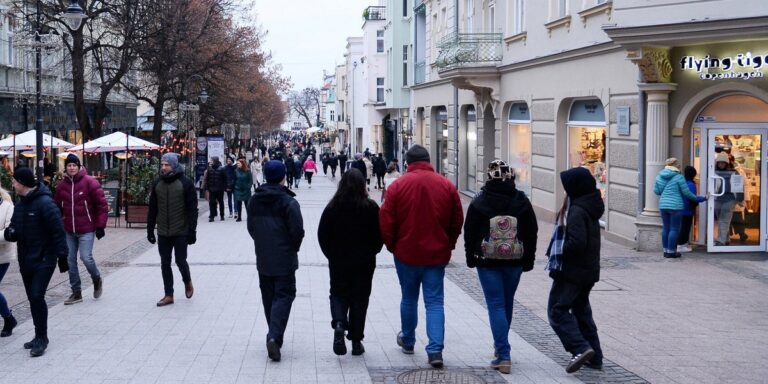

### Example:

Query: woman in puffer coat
xmin=0 ymin=185 xmax=16 ymax=337
xmin=653 ymin=158 xmax=706 ymax=258
xmin=234 ymin=159 xmax=253 ymax=222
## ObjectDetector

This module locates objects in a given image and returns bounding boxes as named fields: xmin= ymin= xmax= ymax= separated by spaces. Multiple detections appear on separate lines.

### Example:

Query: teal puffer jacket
xmin=654 ymin=167 xmax=702 ymax=210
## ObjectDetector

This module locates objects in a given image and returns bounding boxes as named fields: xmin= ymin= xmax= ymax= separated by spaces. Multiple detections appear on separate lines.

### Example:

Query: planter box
xmin=126 ymin=205 xmax=149 ymax=227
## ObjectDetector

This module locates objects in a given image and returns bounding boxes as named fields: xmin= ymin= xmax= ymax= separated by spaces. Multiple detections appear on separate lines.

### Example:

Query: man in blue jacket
xmin=247 ymin=160 xmax=304 ymax=362
xmin=4 ymin=168 xmax=68 ymax=357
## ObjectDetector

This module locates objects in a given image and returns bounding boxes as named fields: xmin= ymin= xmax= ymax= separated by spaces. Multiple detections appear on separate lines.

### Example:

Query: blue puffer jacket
xmin=654 ymin=167 xmax=704 ymax=210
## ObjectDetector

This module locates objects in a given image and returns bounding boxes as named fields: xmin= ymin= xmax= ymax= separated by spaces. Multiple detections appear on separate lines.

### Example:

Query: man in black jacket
xmin=351 ymin=153 xmax=367 ymax=179
xmin=337 ymin=152 xmax=348 ymax=173
xmin=548 ymin=166 xmax=604 ymax=374
xmin=373 ymin=153 xmax=387 ymax=189
xmin=203 ymin=156 xmax=226 ymax=222
xmin=147 ymin=153 xmax=199 ymax=307
xmin=247 ymin=160 xmax=304 ymax=362
xmin=328 ymin=152 xmax=339 ymax=179
xmin=4 ymin=168 xmax=68 ymax=357
xmin=284 ymin=152 xmax=295 ymax=190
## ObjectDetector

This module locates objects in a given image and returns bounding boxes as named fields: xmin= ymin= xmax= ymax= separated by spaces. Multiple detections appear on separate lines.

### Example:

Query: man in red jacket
xmin=54 ymin=154 xmax=108 ymax=305
xmin=379 ymin=144 xmax=463 ymax=368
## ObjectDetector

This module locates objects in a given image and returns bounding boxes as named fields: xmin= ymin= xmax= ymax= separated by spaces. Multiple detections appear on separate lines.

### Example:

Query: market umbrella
xmin=0 ymin=130 xmax=75 ymax=150
xmin=73 ymin=132 xmax=160 ymax=153
xmin=305 ymin=127 xmax=322 ymax=133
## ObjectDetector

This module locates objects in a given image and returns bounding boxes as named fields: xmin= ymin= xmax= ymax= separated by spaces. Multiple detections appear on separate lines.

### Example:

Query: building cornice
xmin=498 ymin=42 xmax=621 ymax=73
xmin=602 ymin=16 xmax=768 ymax=48
xmin=410 ymin=78 xmax=453 ymax=90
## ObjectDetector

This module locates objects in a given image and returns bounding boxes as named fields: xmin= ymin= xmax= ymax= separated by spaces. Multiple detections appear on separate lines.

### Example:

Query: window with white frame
xmin=466 ymin=0 xmax=474 ymax=33
xmin=487 ymin=1 xmax=495 ymax=33
xmin=403 ymin=0 xmax=408 ymax=17
xmin=558 ymin=0 xmax=568 ymax=18
xmin=377 ymin=30 xmax=384 ymax=53
xmin=402 ymin=45 xmax=408 ymax=86
xmin=376 ymin=78 xmax=384 ymax=102
xmin=330 ymin=110 xmax=335 ymax=121
xmin=513 ymin=0 xmax=525 ymax=34
xmin=7 ymin=23 xmax=14 ymax=67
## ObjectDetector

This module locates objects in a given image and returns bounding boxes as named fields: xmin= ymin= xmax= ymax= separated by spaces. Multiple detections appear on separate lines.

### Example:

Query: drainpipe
xmin=453 ymin=0 xmax=459 ymax=187
xmin=637 ymin=71 xmax=646 ymax=214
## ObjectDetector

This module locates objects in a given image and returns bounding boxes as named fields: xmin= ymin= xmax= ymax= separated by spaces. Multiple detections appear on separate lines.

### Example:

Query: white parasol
xmin=0 ymin=130 xmax=75 ymax=151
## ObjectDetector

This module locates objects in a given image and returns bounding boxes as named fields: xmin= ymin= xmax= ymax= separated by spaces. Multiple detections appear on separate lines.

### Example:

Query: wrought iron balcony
xmin=435 ymin=32 xmax=503 ymax=71
xmin=414 ymin=61 xmax=426 ymax=84
xmin=364 ymin=6 xmax=386 ymax=21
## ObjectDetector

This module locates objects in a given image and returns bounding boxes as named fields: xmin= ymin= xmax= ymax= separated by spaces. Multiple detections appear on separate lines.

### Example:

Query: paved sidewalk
xmin=1 ymin=167 xmax=766 ymax=384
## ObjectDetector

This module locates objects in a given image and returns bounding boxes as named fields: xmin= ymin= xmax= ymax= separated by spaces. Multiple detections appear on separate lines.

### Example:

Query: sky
xmin=251 ymin=0 xmax=375 ymax=91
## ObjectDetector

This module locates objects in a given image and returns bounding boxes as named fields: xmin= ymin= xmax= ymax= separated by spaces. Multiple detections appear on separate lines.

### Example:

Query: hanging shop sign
xmin=679 ymin=52 xmax=767 ymax=81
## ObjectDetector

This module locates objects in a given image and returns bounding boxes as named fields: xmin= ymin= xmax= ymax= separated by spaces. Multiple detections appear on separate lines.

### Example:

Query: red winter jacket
xmin=379 ymin=161 xmax=464 ymax=266
xmin=54 ymin=168 xmax=109 ymax=233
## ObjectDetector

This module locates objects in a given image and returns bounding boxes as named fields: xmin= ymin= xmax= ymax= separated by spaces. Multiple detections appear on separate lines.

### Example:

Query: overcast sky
xmin=251 ymin=0 xmax=374 ymax=91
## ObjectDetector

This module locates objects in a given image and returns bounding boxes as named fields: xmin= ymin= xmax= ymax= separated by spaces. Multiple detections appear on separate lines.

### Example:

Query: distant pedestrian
xmin=328 ymin=152 xmax=339 ymax=179
xmin=318 ymin=169 xmax=383 ymax=356
xmin=234 ymin=159 xmax=252 ymax=222
xmin=676 ymin=166 xmax=699 ymax=253
xmin=284 ymin=152 xmax=295 ymax=190
xmin=54 ymin=154 xmax=108 ymax=305
xmin=321 ymin=152 xmax=329 ymax=175
xmin=303 ymin=155 xmax=318 ymax=188
xmin=5 ymin=168 xmax=69 ymax=357
xmin=338 ymin=152 xmax=348 ymax=173
xmin=380 ymin=163 xmax=401 ymax=202
xmin=147 ymin=153 xmax=198 ymax=307
xmin=250 ymin=157 xmax=262 ymax=190
xmin=0 ymin=185 xmax=17 ymax=338
xmin=202 ymin=156 xmax=226 ymax=222
xmin=224 ymin=157 xmax=236 ymax=218
xmin=291 ymin=155 xmax=302 ymax=189
xmin=653 ymin=158 xmax=706 ymax=258
xmin=379 ymin=145 xmax=464 ymax=368
xmin=547 ymin=167 xmax=604 ymax=373
xmin=463 ymin=160 xmax=538 ymax=374
xmin=247 ymin=160 xmax=305 ymax=362
xmin=363 ymin=156 xmax=373 ymax=190
xmin=373 ymin=153 xmax=386 ymax=189
xmin=351 ymin=153 xmax=366 ymax=179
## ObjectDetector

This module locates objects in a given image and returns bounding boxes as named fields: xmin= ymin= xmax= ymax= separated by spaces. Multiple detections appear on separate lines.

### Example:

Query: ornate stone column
xmin=633 ymin=47 xmax=677 ymax=252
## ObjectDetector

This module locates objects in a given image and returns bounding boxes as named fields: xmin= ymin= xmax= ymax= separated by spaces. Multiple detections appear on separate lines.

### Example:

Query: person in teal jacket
xmin=653 ymin=158 xmax=706 ymax=258
xmin=234 ymin=159 xmax=253 ymax=222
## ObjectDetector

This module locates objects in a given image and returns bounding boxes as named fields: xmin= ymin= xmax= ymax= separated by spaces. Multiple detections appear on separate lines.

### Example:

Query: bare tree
xmin=287 ymin=87 xmax=320 ymax=128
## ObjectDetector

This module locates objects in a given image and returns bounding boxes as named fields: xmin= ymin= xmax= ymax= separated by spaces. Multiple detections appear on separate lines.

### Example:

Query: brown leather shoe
xmin=156 ymin=296 xmax=174 ymax=307
xmin=185 ymin=281 xmax=194 ymax=299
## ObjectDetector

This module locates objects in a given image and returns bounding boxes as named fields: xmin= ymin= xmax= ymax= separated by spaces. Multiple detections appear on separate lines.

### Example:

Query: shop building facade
xmin=408 ymin=0 xmax=768 ymax=252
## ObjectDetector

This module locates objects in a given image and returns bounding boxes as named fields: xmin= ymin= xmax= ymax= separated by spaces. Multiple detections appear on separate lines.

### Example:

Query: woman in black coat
xmin=547 ymin=167 xmax=604 ymax=374
xmin=317 ymin=168 xmax=383 ymax=356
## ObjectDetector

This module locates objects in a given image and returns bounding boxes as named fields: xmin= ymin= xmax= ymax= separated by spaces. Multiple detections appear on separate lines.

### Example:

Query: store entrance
xmin=695 ymin=127 xmax=767 ymax=253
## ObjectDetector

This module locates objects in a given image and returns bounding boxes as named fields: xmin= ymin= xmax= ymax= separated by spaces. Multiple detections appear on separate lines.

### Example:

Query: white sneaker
xmin=677 ymin=244 xmax=692 ymax=253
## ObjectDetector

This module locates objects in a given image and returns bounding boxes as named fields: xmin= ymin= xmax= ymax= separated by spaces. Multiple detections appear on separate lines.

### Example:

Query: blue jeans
xmin=0 ymin=263 xmax=11 ymax=318
xmin=477 ymin=266 xmax=523 ymax=360
xmin=394 ymin=259 xmax=446 ymax=353
xmin=66 ymin=232 xmax=101 ymax=291
xmin=660 ymin=209 xmax=683 ymax=253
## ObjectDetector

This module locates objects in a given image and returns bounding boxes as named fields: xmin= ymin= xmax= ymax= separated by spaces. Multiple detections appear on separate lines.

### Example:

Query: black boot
xmin=333 ymin=324 xmax=347 ymax=356
xmin=351 ymin=340 xmax=365 ymax=356
xmin=29 ymin=336 xmax=48 ymax=357
xmin=1 ymin=315 xmax=17 ymax=337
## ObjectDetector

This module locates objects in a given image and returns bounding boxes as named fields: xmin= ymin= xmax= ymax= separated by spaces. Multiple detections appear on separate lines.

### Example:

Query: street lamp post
xmin=179 ymin=74 xmax=207 ymax=181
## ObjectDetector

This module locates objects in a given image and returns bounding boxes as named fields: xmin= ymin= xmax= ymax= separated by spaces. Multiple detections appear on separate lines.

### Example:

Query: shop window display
xmin=507 ymin=123 xmax=531 ymax=196
xmin=569 ymin=126 xmax=607 ymax=199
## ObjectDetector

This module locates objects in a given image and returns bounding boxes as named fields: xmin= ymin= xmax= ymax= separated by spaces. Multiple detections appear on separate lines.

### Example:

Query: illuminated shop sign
xmin=679 ymin=52 xmax=766 ymax=80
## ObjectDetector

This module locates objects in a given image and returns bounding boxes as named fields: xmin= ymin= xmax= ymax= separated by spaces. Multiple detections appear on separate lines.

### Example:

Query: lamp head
xmin=61 ymin=0 xmax=87 ymax=30
xmin=198 ymin=89 xmax=209 ymax=104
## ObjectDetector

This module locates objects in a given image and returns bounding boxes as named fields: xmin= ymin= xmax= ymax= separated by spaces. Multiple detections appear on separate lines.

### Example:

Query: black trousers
xmin=208 ymin=191 xmax=225 ymax=219
xmin=330 ymin=165 xmax=337 ymax=178
xmin=547 ymin=279 xmax=603 ymax=364
xmin=258 ymin=273 xmax=296 ymax=346
xmin=328 ymin=260 xmax=375 ymax=341
xmin=286 ymin=173 xmax=294 ymax=189
xmin=323 ymin=163 xmax=328 ymax=174
xmin=376 ymin=174 xmax=385 ymax=188
xmin=305 ymin=172 xmax=314 ymax=185
xmin=678 ymin=215 xmax=694 ymax=245
xmin=20 ymin=266 xmax=55 ymax=338
xmin=158 ymin=236 xmax=191 ymax=296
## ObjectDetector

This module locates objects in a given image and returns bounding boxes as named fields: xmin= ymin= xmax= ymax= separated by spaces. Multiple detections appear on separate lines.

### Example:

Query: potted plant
xmin=125 ymin=156 xmax=159 ymax=225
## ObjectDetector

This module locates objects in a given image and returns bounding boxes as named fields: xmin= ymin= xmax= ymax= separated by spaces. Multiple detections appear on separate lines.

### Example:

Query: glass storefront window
xmin=568 ymin=126 xmax=607 ymax=199
xmin=467 ymin=107 xmax=477 ymax=191
xmin=507 ymin=123 xmax=530 ymax=196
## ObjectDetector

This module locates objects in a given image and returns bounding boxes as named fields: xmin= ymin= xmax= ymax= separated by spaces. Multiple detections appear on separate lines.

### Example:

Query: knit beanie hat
xmin=264 ymin=160 xmax=287 ymax=184
xmin=65 ymin=154 xmax=81 ymax=168
xmin=665 ymin=157 xmax=679 ymax=168
xmin=13 ymin=167 xmax=37 ymax=188
xmin=405 ymin=144 xmax=430 ymax=164
xmin=161 ymin=152 xmax=180 ymax=170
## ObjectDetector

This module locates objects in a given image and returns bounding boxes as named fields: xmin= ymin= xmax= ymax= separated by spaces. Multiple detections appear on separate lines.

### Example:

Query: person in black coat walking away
xmin=338 ymin=152 xmax=348 ymax=173
xmin=321 ymin=152 xmax=330 ymax=175
xmin=203 ymin=157 xmax=226 ymax=222
xmin=147 ymin=153 xmax=198 ymax=307
xmin=463 ymin=160 xmax=537 ymax=374
xmin=547 ymin=167 xmax=604 ymax=374
xmin=247 ymin=160 xmax=305 ymax=362
xmin=4 ymin=168 xmax=69 ymax=357
xmin=318 ymin=169 xmax=383 ymax=356
xmin=223 ymin=157 xmax=236 ymax=218
xmin=373 ymin=153 xmax=387 ymax=189
xmin=328 ymin=152 xmax=339 ymax=179
xmin=351 ymin=153 xmax=367 ymax=180
xmin=284 ymin=152 xmax=295 ymax=190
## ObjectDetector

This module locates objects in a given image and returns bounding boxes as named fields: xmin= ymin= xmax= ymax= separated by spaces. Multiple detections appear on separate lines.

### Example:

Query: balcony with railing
xmin=435 ymin=32 xmax=503 ymax=72
xmin=363 ymin=6 xmax=386 ymax=21
xmin=414 ymin=61 xmax=426 ymax=85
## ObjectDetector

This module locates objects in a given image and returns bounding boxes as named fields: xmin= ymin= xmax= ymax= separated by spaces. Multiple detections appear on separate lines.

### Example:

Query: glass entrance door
xmin=705 ymin=129 xmax=767 ymax=252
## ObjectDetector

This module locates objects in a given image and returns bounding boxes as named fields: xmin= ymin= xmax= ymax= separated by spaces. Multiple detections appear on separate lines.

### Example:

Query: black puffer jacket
xmin=317 ymin=199 xmax=382 ymax=266
xmin=550 ymin=167 xmax=604 ymax=285
xmin=205 ymin=161 xmax=226 ymax=193
xmin=147 ymin=169 xmax=198 ymax=238
xmin=246 ymin=183 xmax=304 ymax=276
xmin=463 ymin=180 xmax=537 ymax=270
xmin=7 ymin=183 xmax=67 ymax=272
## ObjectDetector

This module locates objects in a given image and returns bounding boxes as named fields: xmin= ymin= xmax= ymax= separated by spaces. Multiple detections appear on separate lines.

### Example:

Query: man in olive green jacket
xmin=147 ymin=153 xmax=198 ymax=307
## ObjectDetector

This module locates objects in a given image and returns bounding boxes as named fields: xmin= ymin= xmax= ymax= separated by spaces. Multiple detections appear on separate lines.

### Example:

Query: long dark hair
xmin=328 ymin=168 xmax=369 ymax=209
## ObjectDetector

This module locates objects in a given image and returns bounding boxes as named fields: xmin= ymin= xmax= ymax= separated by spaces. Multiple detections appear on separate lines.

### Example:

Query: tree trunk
xmin=152 ymin=92 xmax=167 ymax=144
xmin=71 ymin=29 xmax=93 ymax=140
